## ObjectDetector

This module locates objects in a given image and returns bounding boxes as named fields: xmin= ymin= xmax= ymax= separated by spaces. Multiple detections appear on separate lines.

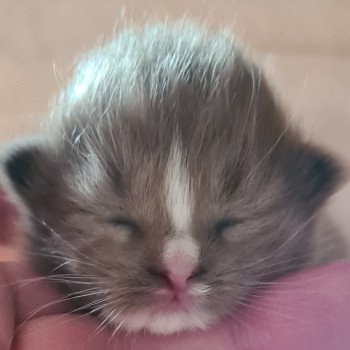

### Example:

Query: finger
xmin=13 ymin=314 xmax=109 ymax=350
xmin=2 ymin=262 xmax=71 ymax=324
xmin=230 ymin=260 xmax=350 ymax=350
xmin=0 ymin=264 xmax=15 ymax=350
xmin=0 ymin=189 xmax=17 ymax=244
xmin=109 ymin=322 xmax=235 ymax=350
xmin=3 ymin=260 xmax=350 ymax=350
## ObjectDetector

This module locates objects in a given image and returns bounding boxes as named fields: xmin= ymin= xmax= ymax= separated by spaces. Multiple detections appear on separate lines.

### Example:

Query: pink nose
xmin=149 ymin=260 xmax=205 ymax=292
xmin=163 ymin=256 xmax=195 ymax=292
xmin=165 ymin=269 xmax=192 ymax=292
xmin=148 ymin=267 xmax=192 ymax=292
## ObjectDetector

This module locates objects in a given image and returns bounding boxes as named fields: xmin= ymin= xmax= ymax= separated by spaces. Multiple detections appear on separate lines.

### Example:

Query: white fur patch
xmin=163 ymin=141 xmax=200 ymax=267
xmin=164 ymin=140 xmax=193 ymax=234
xmin=163 ymin=236 xmax=200 ymax=267
xmin=114 ymin=307 xmax=216 ymax=335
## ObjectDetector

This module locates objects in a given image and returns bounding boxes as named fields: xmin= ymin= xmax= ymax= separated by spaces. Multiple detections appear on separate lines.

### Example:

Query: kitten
xmin=1 ymin=22 xmax=342 ymax=335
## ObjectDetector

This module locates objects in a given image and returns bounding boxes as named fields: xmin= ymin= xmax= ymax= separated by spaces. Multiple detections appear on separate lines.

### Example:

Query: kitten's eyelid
xmin=106 ymin=217 xmax=139 ymax=232
xmin=213 ymin=217 xmax=243 ymax=237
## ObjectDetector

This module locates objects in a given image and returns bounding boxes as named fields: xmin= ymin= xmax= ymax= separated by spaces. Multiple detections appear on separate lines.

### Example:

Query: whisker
xmin=233 ymin=298 xmax=299 ymax=321
xmin=30 ymin=216 xmax=105 ymax=268
xmin=26 ymin=250 xmax=101 ymax=270
xmin=16 ymin=297 xmax=113 ymax=341
xmin=1 ymin=273 xmax=107 ymax=291
xmin=228 ymin=215 xmax=318 ymax=275
xmin=108 ymin=318 xmax=125 ymax=342
xmin=92 ymin=309 xmax=115 ymax=338
xmin=17 ymin=287 xmax=111 ymax=329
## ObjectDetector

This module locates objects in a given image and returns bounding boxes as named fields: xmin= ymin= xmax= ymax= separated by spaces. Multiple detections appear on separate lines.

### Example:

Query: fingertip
xmin=0 ymin=263 xmax=16 ymax=350
xmin=2 ymin=262 xmax=71 ymax=323
xmin=13 ymin=315 xmax=109 ymax=350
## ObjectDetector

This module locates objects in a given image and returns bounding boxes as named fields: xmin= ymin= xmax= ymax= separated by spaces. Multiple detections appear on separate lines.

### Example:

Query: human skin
xmin=0 ymin=260 xmax=349 ymax=350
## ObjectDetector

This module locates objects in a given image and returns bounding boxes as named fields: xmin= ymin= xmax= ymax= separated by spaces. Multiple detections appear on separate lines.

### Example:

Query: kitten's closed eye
xmin=213 ymin=218 xmax=243 ymax=240
xmin=105 ymin=217 xmax=140 ymax=241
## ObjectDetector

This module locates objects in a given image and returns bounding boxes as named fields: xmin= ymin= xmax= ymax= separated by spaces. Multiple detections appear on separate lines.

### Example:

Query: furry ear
xmin=5 ymin=145 xmax=41 ymax=191
xmin=2 ymin=140 xmax=59 ymax=207
xmin=289 ymin=144 xmax=342 ymax=209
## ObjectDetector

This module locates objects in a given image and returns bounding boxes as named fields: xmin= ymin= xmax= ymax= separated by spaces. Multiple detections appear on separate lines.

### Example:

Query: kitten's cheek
xmin=98 ymin=226 xmax=132 ymax=244
xmin=110 ymin=227 xmax=131 ymax=243
xmin=220 ymin=226 xmax=244 ymax=243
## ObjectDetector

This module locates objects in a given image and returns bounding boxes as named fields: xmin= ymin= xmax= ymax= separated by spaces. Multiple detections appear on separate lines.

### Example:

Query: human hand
xmin=1 ymin=260 xmax=350 ymax=350
xmin=1 ymin=190 xmax=350 ymax=350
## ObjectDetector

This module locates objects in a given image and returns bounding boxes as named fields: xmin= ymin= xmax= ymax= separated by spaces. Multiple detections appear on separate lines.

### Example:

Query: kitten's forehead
xmin=163 ymin=138 xmax=200 ymax=266
xmin=164 ymin=139 xmax=193 ymax=234
xmin=62 ymin=23 xmax=287 ymax=224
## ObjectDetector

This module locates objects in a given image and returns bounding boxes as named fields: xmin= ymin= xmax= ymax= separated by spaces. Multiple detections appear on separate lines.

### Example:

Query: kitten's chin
xmin=112 ymin=307 xmax=217 ymax=335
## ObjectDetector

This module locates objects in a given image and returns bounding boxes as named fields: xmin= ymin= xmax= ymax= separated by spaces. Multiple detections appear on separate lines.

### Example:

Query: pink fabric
xmin=0 ymin=188 xmax=350 ymax=349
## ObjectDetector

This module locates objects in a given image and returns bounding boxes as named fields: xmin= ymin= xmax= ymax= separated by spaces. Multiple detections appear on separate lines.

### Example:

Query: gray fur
xmin=1 ymin=22 xmax=342 ymax=334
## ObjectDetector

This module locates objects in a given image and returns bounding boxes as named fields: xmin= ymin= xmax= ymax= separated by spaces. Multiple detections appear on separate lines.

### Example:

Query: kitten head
xmin=2 ymin=23 xmax=341 ymax=334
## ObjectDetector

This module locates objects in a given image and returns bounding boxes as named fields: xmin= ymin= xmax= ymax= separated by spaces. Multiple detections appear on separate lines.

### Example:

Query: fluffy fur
xmin=1 ymin=22 xmax=342 ymax=335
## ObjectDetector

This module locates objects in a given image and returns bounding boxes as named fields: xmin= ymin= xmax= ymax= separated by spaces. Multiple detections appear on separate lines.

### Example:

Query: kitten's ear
xmin=290 ymin=144 xmax=342 ymax=209
xmin=1 ymin=139 xmax=58 ymax=205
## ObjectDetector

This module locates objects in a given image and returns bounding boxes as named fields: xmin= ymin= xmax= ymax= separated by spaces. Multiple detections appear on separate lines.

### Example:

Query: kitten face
xmin=2 ymin=23 xmax=340 ymax=334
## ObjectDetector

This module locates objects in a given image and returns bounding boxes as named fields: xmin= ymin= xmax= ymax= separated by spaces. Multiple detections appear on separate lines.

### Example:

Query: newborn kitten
xmin=1 ymin=23 xmax=342 ymax=335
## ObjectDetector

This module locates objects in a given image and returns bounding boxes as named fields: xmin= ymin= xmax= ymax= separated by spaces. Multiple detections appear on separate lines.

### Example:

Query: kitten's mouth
xmin=154 ymin=287 xmax=192 ymax=309
xmin=103 ymin=283 xmax=215 ymax=335
xmin=153 ymin=282 xmax=210 ymax=311
xmin=111 ymin=304 xmax=215 ymax=335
